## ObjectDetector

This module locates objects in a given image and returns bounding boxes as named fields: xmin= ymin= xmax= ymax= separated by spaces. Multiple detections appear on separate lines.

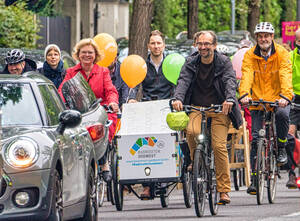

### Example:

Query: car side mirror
xmin=56 ymin=110 xmax=82 ymax=135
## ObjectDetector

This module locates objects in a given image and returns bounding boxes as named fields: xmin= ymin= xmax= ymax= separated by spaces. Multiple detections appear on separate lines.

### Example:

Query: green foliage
xmin=152 ymin=0 xmax=187 ymax=38
xmin=260 ymin=0 xmax=282 ymax=37
xmin=0 ymin=1 xmax=40 ymax=48
xmin=236 ymin=0 xmax=248 ymax=30
xmin=198 ymin=0 xmax=231 ymax=32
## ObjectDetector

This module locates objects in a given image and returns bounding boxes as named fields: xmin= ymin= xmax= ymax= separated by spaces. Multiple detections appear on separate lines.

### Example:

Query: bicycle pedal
xmin=249 ymin=192 xmax=256 ymax=195
xmin=288 ymin=187 xmax=297 ymax=189
xmin=217 ymin=202 xmax=226 ymax=205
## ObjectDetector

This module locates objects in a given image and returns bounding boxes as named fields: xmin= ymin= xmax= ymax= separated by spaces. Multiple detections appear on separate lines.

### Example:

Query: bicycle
xmin=239 ymin=93 xmax=290 ymax=205
xmin=181 ymin=104 xmax=222 ymax=217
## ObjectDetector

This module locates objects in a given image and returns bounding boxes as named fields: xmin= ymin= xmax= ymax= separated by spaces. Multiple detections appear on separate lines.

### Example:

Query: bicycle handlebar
xmin=239 ymin=93 xmax=291 ymax=108
xmin=183 ymin=104 xmax=223 ymax=114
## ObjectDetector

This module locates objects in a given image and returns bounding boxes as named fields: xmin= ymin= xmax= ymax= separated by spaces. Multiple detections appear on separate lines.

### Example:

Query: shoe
xmin=140 ymin=186 xmax=151 ymax=198
xmin=286 ymin=174 xmax=298 ymax=189
xmin=246 ymin=183 xmax=257 ymax=195
xmin=218 ymin=192 xmax=230 ymax=204
xmin=102 ymin=170 xmax=112 ymax=182
xmin=277 ymin=148 xmax=288 ymax=166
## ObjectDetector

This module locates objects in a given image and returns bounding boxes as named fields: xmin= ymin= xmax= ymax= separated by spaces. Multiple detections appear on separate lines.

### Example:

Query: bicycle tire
xmin=208 ymin=152 xmax=218 ymax=215
xmin=267 ymin=142 xmax=277 ymax=204
xmin=112 ymin=150 xmax=124 ymax=211
xmin=160 ymin=193 xmax=169 ymax=208
xmin=107 ymin=150 xmax=115 ymax=205
xmin=182 ymin=168 xmax=193 ymax=208
xmin=233 ymin=169 xmax=240 ymax=191
xmin=256 ymin=138 xmax=265 ymax=205
xmin=193 ymin=148 xmax=206 ymax=217
xmin=97 ymin=174 xmax=106 ymax=207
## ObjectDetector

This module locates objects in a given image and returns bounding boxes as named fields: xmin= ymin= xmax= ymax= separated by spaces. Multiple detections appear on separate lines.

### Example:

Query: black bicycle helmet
xmin=5 ymin=49 xmax=25 ymax=64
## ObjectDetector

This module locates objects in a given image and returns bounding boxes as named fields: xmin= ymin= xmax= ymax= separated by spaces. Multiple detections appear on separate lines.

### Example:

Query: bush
xmin=0 ymin=1 xmax=40 ymax=49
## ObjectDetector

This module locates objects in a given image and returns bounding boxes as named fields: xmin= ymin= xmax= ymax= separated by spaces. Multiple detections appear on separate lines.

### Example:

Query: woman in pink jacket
xmin=59 ymin=38 xmax=119 ymax=182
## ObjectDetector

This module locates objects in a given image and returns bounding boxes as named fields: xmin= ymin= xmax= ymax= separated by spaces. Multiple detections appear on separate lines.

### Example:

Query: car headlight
xmin=5 ymin=137 xmax=39 ymax=168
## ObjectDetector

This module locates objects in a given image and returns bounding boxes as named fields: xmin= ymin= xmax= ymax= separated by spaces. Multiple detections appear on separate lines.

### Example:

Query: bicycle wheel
xmin=193 ymin=148 xmax=207 ymax=217
xmin=182 ymin=169 xmax=193 ymax=208
xmin=256 ymin=138 xmax=266 ymax=205
xmin=208 ymin=152 xmax=218 ymax=216
xmin=107 ymin=150 xmax=115 ymax=205
xmin=97 ymin=173 xmax=106 ymax=207
xmin=160 ymin=193 xmax=169 ymax=208
xmin=182 ymin=170 xmax=193 ymax=208
xmin=267 ymin=143 xmax=277 ymax=204
xmin=112 ymin=150 xmax=124 ymax=211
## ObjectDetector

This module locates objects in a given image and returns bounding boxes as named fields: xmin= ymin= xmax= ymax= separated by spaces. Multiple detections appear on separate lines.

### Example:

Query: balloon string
xmin=126 ymin=88 xmax=134 ymax=103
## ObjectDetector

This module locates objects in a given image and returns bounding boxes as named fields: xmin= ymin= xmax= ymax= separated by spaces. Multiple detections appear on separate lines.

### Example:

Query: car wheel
xmin=46 ymin=169 xmax=63 ymax=221
xmin=79 ymin=166 xmax=98 ymax=221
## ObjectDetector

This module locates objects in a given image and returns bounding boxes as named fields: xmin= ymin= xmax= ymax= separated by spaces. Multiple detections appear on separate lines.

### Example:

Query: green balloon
xmin=162 ymin=53 xmax=185 ymax=85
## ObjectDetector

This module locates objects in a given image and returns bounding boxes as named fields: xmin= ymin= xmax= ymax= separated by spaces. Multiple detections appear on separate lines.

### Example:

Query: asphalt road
xmin=98 ymin=171 xmax=300 ymax=221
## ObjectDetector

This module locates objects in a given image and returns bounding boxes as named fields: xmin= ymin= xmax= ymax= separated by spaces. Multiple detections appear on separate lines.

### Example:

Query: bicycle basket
xmin=166 ymin=111 xmax=189 ymax=131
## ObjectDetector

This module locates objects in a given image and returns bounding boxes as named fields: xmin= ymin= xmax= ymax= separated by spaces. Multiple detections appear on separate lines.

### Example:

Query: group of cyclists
xmin=1 ymin=20 xmax=299 ymax=213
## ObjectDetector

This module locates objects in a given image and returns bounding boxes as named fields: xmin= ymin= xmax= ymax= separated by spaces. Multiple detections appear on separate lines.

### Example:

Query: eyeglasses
xmin=196 ymin=42 xmax=213 ymax=47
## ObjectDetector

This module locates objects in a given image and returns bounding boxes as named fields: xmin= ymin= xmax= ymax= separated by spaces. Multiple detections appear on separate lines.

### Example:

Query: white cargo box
xmin=117 ymin=133 xmax=181 ymax=183
xmin=117 ymin=99 xmax=182 ymax=183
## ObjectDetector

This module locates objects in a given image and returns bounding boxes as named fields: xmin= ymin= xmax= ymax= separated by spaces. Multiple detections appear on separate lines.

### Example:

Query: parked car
xmin=0 ymin=48 xmax=77 ymax=71
xmin=0 ymin=72 xmax=109 ymax=220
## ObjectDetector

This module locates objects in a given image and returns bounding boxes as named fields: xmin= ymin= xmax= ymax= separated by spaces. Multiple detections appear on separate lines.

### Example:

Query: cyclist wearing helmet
xmin=1 ymin=49 xmax=37 ymax=75
xmin=239 ymin=22 xmax=293 ymax=194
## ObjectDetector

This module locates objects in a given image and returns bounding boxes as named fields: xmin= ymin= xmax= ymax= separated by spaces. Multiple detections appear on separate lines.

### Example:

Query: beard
xmin=259 ymin=42 xmax=272 ymax=52
xmin=200 ymin=49 xmax=212 ymax=58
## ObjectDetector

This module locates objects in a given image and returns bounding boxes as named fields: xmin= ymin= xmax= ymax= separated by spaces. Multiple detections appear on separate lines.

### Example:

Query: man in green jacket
xmin=287 ymin=28 xmax=300 ymax=188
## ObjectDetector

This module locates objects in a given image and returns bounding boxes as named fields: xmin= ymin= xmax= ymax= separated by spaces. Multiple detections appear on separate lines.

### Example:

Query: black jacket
xmin=174 ymin=51 xmax=242 ymax=129
xmin=1 ymin=58 xmax=37 ymax=74
xmin=142 ymin=54 xmax=175 ymax=100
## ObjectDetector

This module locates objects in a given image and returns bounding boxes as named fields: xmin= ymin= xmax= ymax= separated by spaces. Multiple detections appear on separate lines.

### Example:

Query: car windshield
xmin=0 ymin=83 xmax=42 ymax=126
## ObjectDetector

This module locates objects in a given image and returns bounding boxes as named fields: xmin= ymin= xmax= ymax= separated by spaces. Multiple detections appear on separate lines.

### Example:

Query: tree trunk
xmin=248 ymin=0 xmax=261 ymax=38
xmin=187 ymin=0 xmax=198 ymax=39
xmin=297 ymin=0 xmax=300 ymax=21
xmin=128 ymin=0 xmax=154 ymax=60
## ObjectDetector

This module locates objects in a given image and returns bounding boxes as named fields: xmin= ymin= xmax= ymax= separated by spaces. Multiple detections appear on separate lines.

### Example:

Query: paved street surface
xmin=99 ymin=171 xmax=300 ymax=221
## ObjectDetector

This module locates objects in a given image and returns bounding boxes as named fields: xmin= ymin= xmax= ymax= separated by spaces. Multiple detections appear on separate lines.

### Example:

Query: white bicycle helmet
xmin=216 ymin=44 xmax=229 ymax=55
xmin=254 ymin=22 xmax=274 ymax=34
xmin=5 ymin=49 xmax=25 ymax=64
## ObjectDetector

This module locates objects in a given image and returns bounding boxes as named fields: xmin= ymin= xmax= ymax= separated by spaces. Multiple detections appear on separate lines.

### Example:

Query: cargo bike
xmin=110 ymin=99 xmax=193 ymax=211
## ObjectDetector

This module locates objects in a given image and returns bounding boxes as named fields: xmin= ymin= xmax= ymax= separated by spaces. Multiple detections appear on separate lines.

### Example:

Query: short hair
xmin=72 ymin=38 xmax=102 ymax=63
xmin=149 ymin=30 xmax=165 ymax=42
xmin=193 ymin=32 xmax=202 ymax=44
xmin=196 ymin=30 xmax=217 ymax=45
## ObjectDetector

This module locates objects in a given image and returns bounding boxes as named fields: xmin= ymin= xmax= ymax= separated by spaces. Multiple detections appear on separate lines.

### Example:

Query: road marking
xmin=283 ymin=211 xmax=300 ymax=217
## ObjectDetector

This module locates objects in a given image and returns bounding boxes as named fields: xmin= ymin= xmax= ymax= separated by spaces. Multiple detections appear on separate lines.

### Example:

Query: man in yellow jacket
xmin=239 ymin=22 xmax=293 ymax=194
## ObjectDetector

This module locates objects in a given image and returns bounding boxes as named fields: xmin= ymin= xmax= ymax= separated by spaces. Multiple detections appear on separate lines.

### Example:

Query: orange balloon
xmin=120 ymin=55 xmax=147 ymax=88
xmin=93 ymin=33 xmax=118 ymax=67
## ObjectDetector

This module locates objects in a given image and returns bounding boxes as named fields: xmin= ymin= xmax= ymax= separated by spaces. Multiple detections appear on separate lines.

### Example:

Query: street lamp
xmin=231 ymin=0 xmax=235 ymax=35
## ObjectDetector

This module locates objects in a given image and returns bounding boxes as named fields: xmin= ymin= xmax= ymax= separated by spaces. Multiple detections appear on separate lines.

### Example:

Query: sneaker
xmin=286 ymin=174 xmax=298 ymax=189
xmin=247 ymin=183 xmax=256 ymax=195
xmin=277 ymin=148 xmax=288 ymax=166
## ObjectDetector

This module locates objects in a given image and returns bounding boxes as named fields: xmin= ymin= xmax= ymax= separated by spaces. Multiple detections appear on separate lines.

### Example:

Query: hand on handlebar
xmin=109 ymin=102 xmax=119 ymax=113
xmin=277 ymin=98 xmax=288 ymax=108
xmin=222 ymin=101 xmax=233 ymax=115
xmin=172 ymin=100 xmax=183 ymax=111
xmin=240 ymin=96 xmax=252 ymax=105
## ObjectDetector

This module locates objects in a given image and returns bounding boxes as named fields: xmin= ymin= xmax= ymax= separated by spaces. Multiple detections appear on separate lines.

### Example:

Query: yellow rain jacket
xmin=239 ymin=42 xmax=293 ymax=110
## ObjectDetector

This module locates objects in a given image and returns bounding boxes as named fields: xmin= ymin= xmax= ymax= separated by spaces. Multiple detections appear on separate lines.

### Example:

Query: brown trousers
xmin=186 ymin=109 xmax=231 ymax=193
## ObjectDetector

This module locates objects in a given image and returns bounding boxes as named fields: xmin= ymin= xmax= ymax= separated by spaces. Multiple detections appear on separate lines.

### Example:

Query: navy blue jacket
xmin=141 ymin=54 xmax=175 ymax=100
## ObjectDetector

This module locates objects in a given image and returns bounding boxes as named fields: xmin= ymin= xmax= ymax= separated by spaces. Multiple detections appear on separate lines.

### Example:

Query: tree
xmin=187 ymin=0 xmax=198 ymax=39
xmin=0 ymin=1 xmax=40 ymax=48
xmin=152 ymin=0 xmax=170 ymax=37
xmin=128 ymin=0 xmax=154 ymax=60
xmin=236 ymin=0 xmax=248 ymax=30
xmin=248 ymin=0 xmax=261 ymax=38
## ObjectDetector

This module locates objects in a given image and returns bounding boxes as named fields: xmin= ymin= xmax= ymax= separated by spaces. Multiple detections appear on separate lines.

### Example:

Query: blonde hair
xmin=72 ymin=38 xmax=102 ymax=63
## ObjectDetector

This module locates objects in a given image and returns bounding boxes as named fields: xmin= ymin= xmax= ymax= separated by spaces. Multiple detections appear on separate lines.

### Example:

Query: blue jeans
xmin=250 ymin=106 xmax=290 ymax=170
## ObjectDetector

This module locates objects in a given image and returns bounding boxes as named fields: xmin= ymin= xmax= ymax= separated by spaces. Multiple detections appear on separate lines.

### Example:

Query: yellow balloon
xmin=120 ymin=55 xmax=147 ymax=88
xmin=93 ymin=33 xmax=118 ymax=67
